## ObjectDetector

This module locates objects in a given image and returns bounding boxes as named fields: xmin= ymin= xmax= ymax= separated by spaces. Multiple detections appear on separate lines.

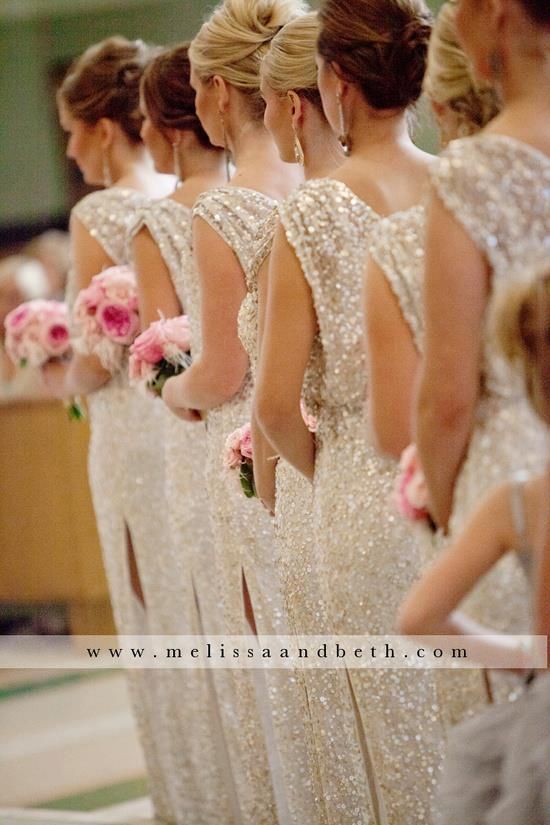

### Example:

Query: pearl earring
xmin=172 ymin=141 xmax=182 ymax=189
xmin=102 ymin=153 xmax=112 ymax=188
xmin=219 ymin=112 xmax=231 ymax=183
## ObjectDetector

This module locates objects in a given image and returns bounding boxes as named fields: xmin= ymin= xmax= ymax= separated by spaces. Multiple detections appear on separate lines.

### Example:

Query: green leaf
xmin=239 ymin=460 xmax=257 ymax=499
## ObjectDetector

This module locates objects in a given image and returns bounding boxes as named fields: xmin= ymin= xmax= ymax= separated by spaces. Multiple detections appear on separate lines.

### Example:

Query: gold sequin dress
xmin=279 ymin=178 xmax=447 ymax=825
xmin=239 ymin=206 xmax=328 ymax=825
xmin=369 ymin=206 xmax=489 ymax=731
xmin=429 ymin=135 xmax=550 ymax=634
xmin=130 ymin=198 xmax=237 ymax=825
xmin=68 ymin=187 xmax=175 ymax=823
xmin=192 ymin=186 xmax=286 ymax=825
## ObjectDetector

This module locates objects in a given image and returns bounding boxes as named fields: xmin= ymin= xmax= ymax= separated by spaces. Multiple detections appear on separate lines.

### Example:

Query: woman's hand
xmin=162 ymin=374 xmax=202 ymax=422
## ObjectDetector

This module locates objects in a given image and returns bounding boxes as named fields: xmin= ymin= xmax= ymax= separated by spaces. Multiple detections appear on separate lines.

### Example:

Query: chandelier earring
xmin=172 ymin=141 xmax=182 ymax=189
xmin=292 ymin=125 xmax=305 ymax=166
xmin=102 ymin=152 xmax=113 ymax=188
xmin=336 ymin=91 xmax=352 ymax=157
xmin=219 ymin=112 xmax=231 ymax=182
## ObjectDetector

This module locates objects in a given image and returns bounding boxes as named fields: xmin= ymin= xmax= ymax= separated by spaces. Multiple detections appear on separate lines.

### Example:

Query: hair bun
xmin=401 ymin=16 xmax=431 ymax=53
xmin=224 ymin=0 xmax=306 ymax=38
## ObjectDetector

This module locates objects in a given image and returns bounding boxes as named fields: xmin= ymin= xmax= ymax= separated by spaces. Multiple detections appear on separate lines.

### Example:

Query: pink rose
xmin=5 ymin=304 xmax=31 ymax=332
xmin=98 ymin=301 xmax=140 ymax=345
xmin=130 ymin=323 xmax=165 ymax=365
xmin=394 ymin=444 xmax=430 ymax=522
xmin=44 ymin=322 xmax=70 ymax=355
xmin=239 ymin=424 xmax=253 ymax=461
xmin=223 ymin=427 xmax=245 ymax=470
xmin=161 ymin=316 xmax=191 ymax=357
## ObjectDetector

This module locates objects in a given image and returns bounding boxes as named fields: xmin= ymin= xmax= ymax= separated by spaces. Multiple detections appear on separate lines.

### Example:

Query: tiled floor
xmin=0 ymin=670 xmax=155 ymax=825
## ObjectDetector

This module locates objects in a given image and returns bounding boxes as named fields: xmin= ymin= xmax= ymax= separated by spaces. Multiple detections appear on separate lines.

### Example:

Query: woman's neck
xmin=303 ymin=123 xmax=343 ymax=180
xmin=229 ymin=121 xmax=303 ymax=199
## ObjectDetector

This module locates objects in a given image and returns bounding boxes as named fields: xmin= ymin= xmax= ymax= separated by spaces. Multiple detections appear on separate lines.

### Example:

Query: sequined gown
xmin=239 ymin=207 xmax=328 ymax=825
xmin=279 ymin=178 xmax=447 ymax=825
xmin=68 ymin=188 xmax=175 ymax=823
xmin=192 ymin=186 xmax=287 ymax=825
xmin=369 ymin=207 xmax=489 ymax=730
xmin=130 ymin=198 xmax=236 ymax=825
xmin=429 ymin=135 xmax=550 ymax=634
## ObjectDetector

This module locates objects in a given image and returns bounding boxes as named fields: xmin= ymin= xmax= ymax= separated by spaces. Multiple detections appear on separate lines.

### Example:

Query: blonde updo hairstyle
xmin=261 ymin=12 xmax=322 ymax=109
xmin=424 ymin=2 xmax=499 ymax=136
xmin=58 ymin=36 xmax=155 ymax=143
xmin=495 ymin=264 xmax=550 ymax=425
xmin=189 ymin=0 xmax=308 ymax=121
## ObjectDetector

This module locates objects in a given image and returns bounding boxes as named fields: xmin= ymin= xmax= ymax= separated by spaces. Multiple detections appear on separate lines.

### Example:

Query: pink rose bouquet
xmin=4 ymin=299 xmax=71 ymax=367
xmin=394 ymin=444 xmax=435 ymax=528
xmin=72 ymin=265 xmax=140 ymax=373
xmin=223 ymin=423 xmax=256 ymax=499
xmin=4 ymin=299 xmax=84 ymax=420
xmin=129 ymin=315 xmax=192 ymax=396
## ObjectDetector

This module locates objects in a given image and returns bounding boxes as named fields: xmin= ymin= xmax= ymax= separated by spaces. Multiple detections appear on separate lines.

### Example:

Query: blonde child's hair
xmin=496 ymin=263 xmax=550 ymax=424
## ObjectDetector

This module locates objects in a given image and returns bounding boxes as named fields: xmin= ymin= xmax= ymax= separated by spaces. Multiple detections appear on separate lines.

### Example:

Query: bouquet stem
xmin=239 ymin=460 xmax=257 ymax=499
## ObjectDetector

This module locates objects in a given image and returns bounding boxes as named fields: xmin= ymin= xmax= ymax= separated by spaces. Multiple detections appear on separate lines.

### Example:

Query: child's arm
xmin=398 ymin=480 xmax=517 ymax=637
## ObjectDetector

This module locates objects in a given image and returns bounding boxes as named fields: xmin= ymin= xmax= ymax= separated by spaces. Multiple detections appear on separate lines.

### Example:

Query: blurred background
xmin=0 ymin=1 xmax=446 ymax=820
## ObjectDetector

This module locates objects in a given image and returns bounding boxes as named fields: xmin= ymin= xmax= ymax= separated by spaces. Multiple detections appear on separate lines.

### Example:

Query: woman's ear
xmin=287 ymin=90 xmax=304 ymax=130
xmin=212 ymin=75 xmax=230 ymax=114
xmin=97 ymin=117 xmax=116 ymax=149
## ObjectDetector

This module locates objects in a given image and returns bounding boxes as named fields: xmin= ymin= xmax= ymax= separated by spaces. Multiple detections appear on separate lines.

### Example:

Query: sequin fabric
xmin=369 ymin=206 xmax=490 ymax=731
xmin=130 ymin=198 xmax=237 ymax=825
xmin=69 ymin=188 xmax=175 ymax=823
xmin=193 ymin=186 xmax=287 ymax=825
xmin=279 ymin=178 xmax=449 ymax=825
xmin=239 ymin=204 xmax=329 ymax=825
xmin=431 ymin=135 xmax=550 ymax=638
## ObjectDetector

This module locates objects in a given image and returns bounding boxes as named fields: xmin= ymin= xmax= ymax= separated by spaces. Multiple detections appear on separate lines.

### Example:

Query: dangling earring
xmin=219 ymin=112 xmax=231 ymax=183
xmin=102 ymin=152 xmax=112 ymax=188
xmin=336 ymin=91 xmax=352 ymax=157
xmin=172 ymin=141 xmax=182 ymax=189
xmin=292 ymin=126 xmax=305 ymax=166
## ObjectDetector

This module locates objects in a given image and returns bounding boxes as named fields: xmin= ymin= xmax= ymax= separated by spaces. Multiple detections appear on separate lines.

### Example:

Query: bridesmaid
xmin=416 ymin=0 xmax=550 ymax=638
xmin=257 ymin=1 xmax=449 ymax=821
xmin=364 ymin=0 xmax=500 ymax=731
xmin=130 ymin=45 xmax=236 ymax=825
xmin=161 ymin=1 xmax=304 ymax=822
xmin=399 ymin=272 xmax=550 ymax=823
xmin=46 ymin=37 xmax=177 ymax=823
xmin=249 ymin=13 xmax=342 ymax=824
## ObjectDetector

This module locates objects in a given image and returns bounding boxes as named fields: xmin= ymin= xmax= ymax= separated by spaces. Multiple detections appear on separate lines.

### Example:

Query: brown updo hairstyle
xmin=496 ymin=263 xmax=550 ymax=425
xmin=140 ymin=44 xmax=216 ymax=150
xmin=58 ymin=36 xmax=155 ymax=143
xmin=317 ymin=0 xmax=432 ymax=110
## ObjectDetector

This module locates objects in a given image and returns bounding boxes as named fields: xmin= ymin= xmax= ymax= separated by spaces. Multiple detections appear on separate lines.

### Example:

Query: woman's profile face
xmin=58 ymin=102 xmax=104 ymax=186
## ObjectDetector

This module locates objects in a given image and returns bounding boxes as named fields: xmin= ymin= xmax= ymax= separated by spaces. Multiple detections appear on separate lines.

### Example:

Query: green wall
xmin=0 ymin=0 xmax=444 ymax=230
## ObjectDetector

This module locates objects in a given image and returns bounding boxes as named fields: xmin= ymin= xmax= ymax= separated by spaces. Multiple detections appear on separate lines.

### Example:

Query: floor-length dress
xmin=67 ymin=187 xmax=177 ymax=823
xmin=429 ymin=135 xmax=550 ymax=633
xmin=238 ymin=206 xmax=328 ymax=825
xmin=369 ymin=207 xmax=489 ymax=731
xmin=130 ymin=198 xmax=237 ymax=825
xmin=278 ymin=178 xmax=449 ymax=824
xmin=190 ymin=186 xmax=288 ymax=825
